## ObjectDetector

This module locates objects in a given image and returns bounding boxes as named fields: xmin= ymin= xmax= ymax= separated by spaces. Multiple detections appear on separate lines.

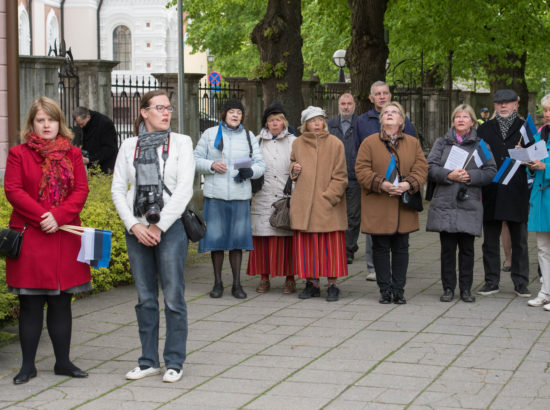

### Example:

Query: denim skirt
xmin=198 ymin=198 xmax=253 ymax=252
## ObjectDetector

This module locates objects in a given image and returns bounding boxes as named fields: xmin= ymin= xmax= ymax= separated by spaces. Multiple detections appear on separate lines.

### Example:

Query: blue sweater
xmin=354 ymin=108 xmax=417 ymax=150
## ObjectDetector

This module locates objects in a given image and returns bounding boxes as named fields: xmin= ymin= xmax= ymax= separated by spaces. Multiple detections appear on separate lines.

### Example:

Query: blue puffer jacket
xmin=528 ymin=126 xmax=550 ymax=232
xmin=194 ymin=124 xmax=265 ymax=200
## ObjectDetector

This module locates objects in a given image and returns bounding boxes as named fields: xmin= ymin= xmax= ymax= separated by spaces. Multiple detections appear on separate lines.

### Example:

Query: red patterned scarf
xmin=27 ymin=133 xmax=74 ymax=206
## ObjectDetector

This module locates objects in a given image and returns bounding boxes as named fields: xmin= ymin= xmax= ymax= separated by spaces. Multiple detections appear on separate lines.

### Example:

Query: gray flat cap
xmin=301 ymin=106 xmax=326 ymax=124
xmin=493 ymin=89 xmax=518 ymax=102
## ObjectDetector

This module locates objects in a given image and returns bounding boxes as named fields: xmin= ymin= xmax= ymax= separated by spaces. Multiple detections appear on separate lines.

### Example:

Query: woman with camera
xmin=426 ymin=104 xmax=496 ymax=303
xmin=4 ymin=97 xmax=90 ymax=384
xmin=194 ymin=98 xmax=265 ymax=299
xmin=111 ymin=90 xmax=195 ymax=383
xmin=355 ymin=101 xmax=428 ymax=305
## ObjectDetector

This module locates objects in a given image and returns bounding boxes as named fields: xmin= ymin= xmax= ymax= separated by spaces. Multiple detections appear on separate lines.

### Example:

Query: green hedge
xmin=0 ymin=168 xmax=133 ymax=326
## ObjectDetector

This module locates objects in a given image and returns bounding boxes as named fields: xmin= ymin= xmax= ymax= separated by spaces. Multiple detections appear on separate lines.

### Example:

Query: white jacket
xmin=111 ymin=132 xmax=195 ymax=233
xmin=251 ymin=129 xmax=296 ymax=236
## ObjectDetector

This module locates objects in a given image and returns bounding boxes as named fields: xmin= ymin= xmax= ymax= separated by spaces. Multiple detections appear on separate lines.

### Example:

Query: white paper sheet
xmin=508 ymin=141 xmax=549 ymax=162
xmin=233 ymin=157 xmax=252 ymax=169
xmin=443 ymin=145 xmax=469 ymax=170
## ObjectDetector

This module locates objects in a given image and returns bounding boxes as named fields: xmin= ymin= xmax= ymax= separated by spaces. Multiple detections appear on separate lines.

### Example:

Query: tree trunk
xmin=485 ymin=51 xmax=529 ymax=118
xmin=251 ymin=0 xmax=304 ymax=129
xmin=346 ymin=0 xmax=389 ymax=114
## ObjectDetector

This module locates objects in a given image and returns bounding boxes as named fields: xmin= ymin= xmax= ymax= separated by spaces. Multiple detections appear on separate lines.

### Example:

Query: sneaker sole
xmin=126 ymin=369 xmax=161 ymax=380
xmin=477 ymin=289 xmax=499 ymax=296
xmin=515 ymin=291 xmax=531 ymax=298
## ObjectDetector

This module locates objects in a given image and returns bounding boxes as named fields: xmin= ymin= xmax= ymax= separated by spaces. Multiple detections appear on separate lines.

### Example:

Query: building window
xmin=113 ymin=25 xmax=132 ymax=70
xmin=46 ymin=10 xmax=60 ymax=54
xmin=18 ymin=6 xmax=31 ymax=55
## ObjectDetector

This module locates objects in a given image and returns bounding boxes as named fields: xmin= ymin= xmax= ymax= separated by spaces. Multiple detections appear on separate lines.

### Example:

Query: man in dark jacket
xmin=73 ymin=107 xmax=118 ymax=173
xmin=328 ymin=93 xmax=359 ymax=264
xmin=477 ymin=89 xmax=531 ymax=297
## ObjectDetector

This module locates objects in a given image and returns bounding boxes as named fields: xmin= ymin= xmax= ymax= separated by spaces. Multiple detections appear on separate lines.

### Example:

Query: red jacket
xmin=4 ymin=143 xmax=91 ymax=290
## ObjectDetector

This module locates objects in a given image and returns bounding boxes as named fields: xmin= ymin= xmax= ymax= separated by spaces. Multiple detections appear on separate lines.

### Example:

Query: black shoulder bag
xmin=245 ymin=130 xmax=264 ymax=194
xmin=0 ymin=225 xmax=26 ymax=259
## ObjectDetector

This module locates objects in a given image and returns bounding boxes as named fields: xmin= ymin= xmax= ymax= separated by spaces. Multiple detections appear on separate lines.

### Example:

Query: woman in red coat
xmin=4 ymin=97 xmax=91 ymax=384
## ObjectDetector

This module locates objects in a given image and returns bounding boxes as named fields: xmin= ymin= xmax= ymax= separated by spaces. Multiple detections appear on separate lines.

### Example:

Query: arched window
xmin=113 ymin=25 xmax=132 ymax=70
xmin=46 ymin=10 xmax=59 ymax=54
xmin=18 ymin=6 xmax=31 ymax=55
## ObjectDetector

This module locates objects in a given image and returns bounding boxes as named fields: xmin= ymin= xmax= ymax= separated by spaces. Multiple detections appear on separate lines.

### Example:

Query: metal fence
xmin=111 ymin=75 xmax=173 ymax=146
xmin=58 ymin=52 xmax=79 ymax=129
xmin=198 ymin=80 xmax=244 ymax=133
xmin=311 ymin=84 xmax=342 ymax=119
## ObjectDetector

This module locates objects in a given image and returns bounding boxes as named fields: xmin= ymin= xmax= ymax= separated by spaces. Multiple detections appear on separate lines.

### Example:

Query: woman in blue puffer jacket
xmin=194 ymin=98 xmax=265 ymax=299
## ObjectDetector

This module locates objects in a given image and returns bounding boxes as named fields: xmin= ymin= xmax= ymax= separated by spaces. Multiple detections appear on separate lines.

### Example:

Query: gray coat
xmin=426 ymin=128 xmax=497 ymax=236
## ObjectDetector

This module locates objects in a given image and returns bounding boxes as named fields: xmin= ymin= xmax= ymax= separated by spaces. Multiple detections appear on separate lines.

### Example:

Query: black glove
xmin=234 ymin=167 xmax=254 ymax=183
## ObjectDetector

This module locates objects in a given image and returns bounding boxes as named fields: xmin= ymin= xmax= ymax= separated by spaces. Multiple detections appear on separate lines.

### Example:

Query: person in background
xmin=426 ymin=104 xmax=496 ymax=303
xmin=328 ymin=93 xmax=361 ymax=266
xmin=355 ymin=101 xmax=428 ymax=305
xmin=111 ymin=90 xmax=195 ymax=383
xmin=354 ymin=81 xmax=417 ymax=282
xmin=247 ymin=101 xmax=297 ymax=294
xmin=5 ymin=97 xmax=90 ymax=384
xmin=194 ymin=98 xmax=265 ymax=299
xmin=290 ymin=106 xmax=348 ymax=302
xmin=478 ymin=107 xmax=490 ymax=125
xmin=73 ymin=107 xmax=118 ymax=173
xmin=527 ymin=93 xmax=550 ymax=309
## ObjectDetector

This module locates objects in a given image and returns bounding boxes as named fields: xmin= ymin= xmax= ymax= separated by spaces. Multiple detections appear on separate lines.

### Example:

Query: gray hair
xmin=72 ymin=106 xmax=90 ymax=120
xmin=451 ymin=104 xmax=478 ymax=129
xmin=370 ymin=81 xmax=388 ymax=96
xmin=541 ymin=94 xmax=550 ymax=108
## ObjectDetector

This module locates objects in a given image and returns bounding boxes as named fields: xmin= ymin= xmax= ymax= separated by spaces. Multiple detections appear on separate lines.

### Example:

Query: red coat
xmin=4 ymin=143 xmax=91 ymax=290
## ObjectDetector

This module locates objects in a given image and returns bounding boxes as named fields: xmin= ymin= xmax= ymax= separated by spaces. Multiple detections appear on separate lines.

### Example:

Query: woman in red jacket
xmin=4 ymin=97 xmax=90 ymax=384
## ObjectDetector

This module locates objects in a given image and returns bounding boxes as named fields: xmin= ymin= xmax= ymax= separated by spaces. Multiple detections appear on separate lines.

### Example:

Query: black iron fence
xmin=111 ymin=75 xmax=173 ymax=146
xmin=311 ymin=84 xmax=342 ymax=119
xmin=198 ymin=81 xmax=244 ymax=133
xmin=58 ymin=51 xmax=79 ymax=129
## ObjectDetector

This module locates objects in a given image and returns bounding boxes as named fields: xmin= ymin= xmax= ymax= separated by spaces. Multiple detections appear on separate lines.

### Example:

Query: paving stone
xmin=243 ymin=393 xmax=330 ymax=410
xmin=169 ymin=390 xmax=256 ymax=408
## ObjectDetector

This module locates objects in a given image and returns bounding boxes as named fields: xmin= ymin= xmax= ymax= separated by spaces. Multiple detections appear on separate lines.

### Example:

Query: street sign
xmin=208 ymin=71 xmax=221 ymax=86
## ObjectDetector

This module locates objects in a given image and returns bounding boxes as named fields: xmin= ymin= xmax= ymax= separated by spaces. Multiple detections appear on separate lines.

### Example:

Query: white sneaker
xmin=163 ymin=368 xmax=183 ymax=383
xmin=366 ymin=272 xmax=376 ymax=281
xmin=544 ymin=302 xmax=550 ymax=311
xmin=125 ymin=366 xmax=161 ymax=380
xmin=527 ymin=296 xmax=550 ymax=307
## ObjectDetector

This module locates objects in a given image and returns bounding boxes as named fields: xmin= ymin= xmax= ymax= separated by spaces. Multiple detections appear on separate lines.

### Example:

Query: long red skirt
xmin=293 ymin=231 xmax=348 ymax=279
xmin=246 ymin=236 xmax=294 ymax=277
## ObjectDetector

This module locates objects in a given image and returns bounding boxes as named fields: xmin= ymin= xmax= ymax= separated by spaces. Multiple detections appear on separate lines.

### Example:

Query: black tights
xmin=18 ymin=293 xmax=75 ymax=373
xmin=211 ymin=250 xmax=242 ymax=286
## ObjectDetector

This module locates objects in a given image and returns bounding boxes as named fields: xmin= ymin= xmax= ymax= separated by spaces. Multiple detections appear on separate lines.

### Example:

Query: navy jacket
xmin=328 ymin=114 xmax=358 ymax=186
xmin=354 ymin=108 xmax=416 ymax=151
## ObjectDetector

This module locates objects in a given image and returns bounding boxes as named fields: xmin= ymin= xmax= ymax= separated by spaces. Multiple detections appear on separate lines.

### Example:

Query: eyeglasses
xmin=146 ymin=105 xmax=174 ymax=113
xmin=382 ymin=110 xmax=401 ymax=116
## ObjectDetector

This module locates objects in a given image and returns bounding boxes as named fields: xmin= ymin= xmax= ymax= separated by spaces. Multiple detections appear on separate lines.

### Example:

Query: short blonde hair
xmin=265 ymin=113 xmax=289 ymax=130
xmin=380 ymin=101 xmax=406 ymax=132
xmin=299 ymin=116 xmax=328 ymax=134
xmin=541 ymin=93 xmax=550 ymax=108
xmin=21 ymin=97 xmax=74 ymax=141
xmin=451 ymin=104 xmax=478 ymax=129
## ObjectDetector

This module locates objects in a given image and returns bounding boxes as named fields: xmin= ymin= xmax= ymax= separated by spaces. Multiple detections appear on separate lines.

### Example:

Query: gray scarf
xmin=133 ymin=122 xmax=170 ymax=217
xmin=495 ymin=111 xmax=518 ymax=139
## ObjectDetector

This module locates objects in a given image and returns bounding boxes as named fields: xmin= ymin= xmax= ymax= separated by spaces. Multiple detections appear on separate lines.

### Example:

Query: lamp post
xmin=332 ymin=49 xmax=346 ymax=83
xmin=207 ymin=51 xmax=215 ymax=75
xmin=542 ymin=77 xmax=547 ymax=95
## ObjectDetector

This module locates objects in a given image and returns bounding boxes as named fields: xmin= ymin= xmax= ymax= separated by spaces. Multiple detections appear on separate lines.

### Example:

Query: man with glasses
xmin=73 ymin=107 xmax=118 ymax=173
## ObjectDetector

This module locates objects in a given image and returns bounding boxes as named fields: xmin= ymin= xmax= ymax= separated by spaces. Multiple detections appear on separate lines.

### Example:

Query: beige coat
xmin=289 ymin=131 xmax=348 ymax=232
xmin=355 ymin=132 xmax=428 ymax=235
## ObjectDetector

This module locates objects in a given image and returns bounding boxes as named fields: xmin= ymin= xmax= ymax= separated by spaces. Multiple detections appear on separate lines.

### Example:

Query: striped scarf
xmin=27 ymin=133 xmax=74 ymax=206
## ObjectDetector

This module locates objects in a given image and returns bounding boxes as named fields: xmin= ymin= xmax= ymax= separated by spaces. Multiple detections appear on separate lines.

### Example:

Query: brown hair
xmin=299 ymin=117 xmax=328 ymax=134
xmin=20 ymin=96 xmax=74 ymax=141
xmin=133 ymin=90 xmax=170 ymax=135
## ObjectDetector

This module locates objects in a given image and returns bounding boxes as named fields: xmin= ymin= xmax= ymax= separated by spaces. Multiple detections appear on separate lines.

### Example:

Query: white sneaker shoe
xmin=527 ymin=296 xmax=550 ymax=307
xmin=125 ymin=366 xmax=161 ymax=380
xmin=163 ymin=368 xmax=183 ymax=383
xmin=544 ymin=302 xmax=550 ymax=311
xmin=366 ymin=272 xmax=376 ymax=281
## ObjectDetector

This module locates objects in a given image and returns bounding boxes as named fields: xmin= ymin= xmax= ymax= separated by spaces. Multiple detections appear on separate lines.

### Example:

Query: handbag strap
xmin=283 ymin=176 xmax=292 ymax=196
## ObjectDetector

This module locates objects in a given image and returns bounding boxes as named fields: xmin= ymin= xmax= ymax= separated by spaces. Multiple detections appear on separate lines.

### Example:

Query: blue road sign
xmin=208 ymin=71 xmax=221 ymax=86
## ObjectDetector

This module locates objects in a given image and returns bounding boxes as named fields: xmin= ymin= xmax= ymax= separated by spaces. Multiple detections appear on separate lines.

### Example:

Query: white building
xmin=17 ymin=0 xmax=207 ymax=77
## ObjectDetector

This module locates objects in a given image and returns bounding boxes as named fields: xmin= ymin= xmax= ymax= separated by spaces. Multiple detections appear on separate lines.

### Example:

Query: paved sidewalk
xmin=1 ymin=212 xmax=549 ymax=409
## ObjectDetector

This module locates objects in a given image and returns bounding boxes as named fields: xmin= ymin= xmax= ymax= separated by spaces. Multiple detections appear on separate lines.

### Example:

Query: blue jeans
xmin=125 ymin=220 xmax=188 ymax=370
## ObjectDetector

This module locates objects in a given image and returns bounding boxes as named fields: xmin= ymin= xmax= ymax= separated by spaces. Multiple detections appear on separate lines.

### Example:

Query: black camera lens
xmin=144 ymin=192 xmax=161 ymax=223
xmin=456 ymin=187 xmax=468 ymax=201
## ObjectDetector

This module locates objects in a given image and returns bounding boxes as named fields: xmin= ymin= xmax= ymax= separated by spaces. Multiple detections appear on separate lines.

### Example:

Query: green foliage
xmin=0 ymin=189 xmax=18 ymax=325
xmin=276 ymin=82 xmax=288 ymax=92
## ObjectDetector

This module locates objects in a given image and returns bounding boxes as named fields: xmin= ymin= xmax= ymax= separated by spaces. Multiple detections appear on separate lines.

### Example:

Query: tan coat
xmin=355 ymin=132 xmax=428 ymax=235
xmin=289 ymin=131 xmax=348 ymax=232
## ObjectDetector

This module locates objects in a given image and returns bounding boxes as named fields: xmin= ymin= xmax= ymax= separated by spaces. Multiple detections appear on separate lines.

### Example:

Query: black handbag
xmin=181 ymin=209 xmax=207 ymax=242
xmin=269 ymin=177 xmax=293 ymax=230
xmin=0 ymin=226 xmax=26 ymax=259
xmin=401 ymin=190 xmax=424 ymax=212
xmin=425 ymin=179 xmax=436 ymax=201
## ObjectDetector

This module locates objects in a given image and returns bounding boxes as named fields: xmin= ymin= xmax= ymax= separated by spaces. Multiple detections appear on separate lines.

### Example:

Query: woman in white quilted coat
xmin=247 ymin=101 xmax=297 ymax=294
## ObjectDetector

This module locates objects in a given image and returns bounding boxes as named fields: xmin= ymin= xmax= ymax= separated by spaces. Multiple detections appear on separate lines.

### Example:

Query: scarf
xmin=495 ymin=111 xmax=518 ymax=139
xmin=133 ymin=122 xmax=170 ymax=217
xmin=259 ymin=127 xmax=290 ymax=141
xmin=380 ymin=129 xmax=403 ymax=150
xmin=26 ymin=133 xmax=74 ymax=207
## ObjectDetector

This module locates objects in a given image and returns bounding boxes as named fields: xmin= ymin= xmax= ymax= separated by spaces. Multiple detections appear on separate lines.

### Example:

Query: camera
xmin=135 ymin=191 xmax=162 ymax=224
xmin=456 ymin=187 xmax=469 ymax=201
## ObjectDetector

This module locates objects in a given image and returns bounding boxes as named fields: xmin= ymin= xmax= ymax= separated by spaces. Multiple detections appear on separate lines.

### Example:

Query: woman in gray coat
xmin=426 ymin=104 xmax=496 ymax=303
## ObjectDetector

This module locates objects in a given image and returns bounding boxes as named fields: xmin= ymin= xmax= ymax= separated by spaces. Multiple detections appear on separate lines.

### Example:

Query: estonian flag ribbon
xmin=60 ymin=225 xmax=113 ymax=268
xmin=492 ymin=157 xmax=521 ymax=185
xmin=473 ymin=139 xmax=493 ymax=168
xmin=385 ymin=154 xmax=399 ymax=186
xmin=520 ymin=114 xmax=537 ymax=146
xmin=214 ymin=122 xmax=224 ymax=151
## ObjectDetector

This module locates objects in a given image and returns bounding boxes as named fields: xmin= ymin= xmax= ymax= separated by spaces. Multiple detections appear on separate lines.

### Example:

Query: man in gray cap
xmin=477 ymin=89 xmax=531 ymax=297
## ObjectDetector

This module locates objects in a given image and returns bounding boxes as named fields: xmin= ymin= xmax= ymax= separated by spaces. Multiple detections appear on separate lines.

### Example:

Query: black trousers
xmin=440 ymin=232 xmax=475 ymax=292
xmin=372 ymin=233 xmax=409 ymax=296
xmin=345 ymin=185 xmax=362 ymax=259
xmin=482 ymin=220 xmax=529 ymax=287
